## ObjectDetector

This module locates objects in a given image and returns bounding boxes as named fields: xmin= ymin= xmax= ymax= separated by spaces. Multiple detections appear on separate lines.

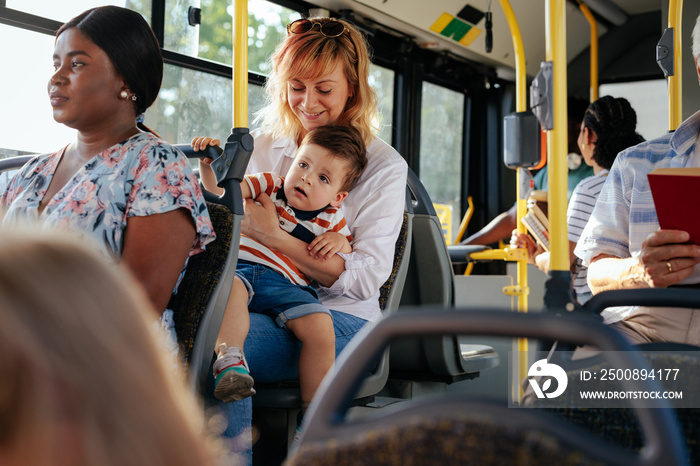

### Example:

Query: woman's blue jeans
xmin=205 ymin=309 xmax=369 ymax=465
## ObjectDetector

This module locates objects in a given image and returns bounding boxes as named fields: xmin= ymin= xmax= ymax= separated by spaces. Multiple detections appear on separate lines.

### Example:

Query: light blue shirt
xmin=575 ymin=110 xmax=700 ymax=322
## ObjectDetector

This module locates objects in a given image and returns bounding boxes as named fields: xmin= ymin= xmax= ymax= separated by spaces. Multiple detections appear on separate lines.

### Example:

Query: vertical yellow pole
xmin=498 ymin=0 xmax=528 ymax=403
xmin=232 ymin=0 xmax=248 ymax=128
xmin=578 ymin=2 xmax=598 ymax=102
xmin=546 ymin=0 xmax=569 ymax=273
xmin=668 ymin=0 xmax=683 ymax=131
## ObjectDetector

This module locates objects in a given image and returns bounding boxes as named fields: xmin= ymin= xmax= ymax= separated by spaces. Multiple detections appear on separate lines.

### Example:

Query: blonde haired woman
xmin=193 ymin=17 xmax=407 ymax=462
xmin=0 ymin=228 xmax=223 ymax=466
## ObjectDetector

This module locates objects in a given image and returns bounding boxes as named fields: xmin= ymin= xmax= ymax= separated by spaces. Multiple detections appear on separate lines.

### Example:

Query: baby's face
xmin=284 ymin=143 xmax=349 ymax=211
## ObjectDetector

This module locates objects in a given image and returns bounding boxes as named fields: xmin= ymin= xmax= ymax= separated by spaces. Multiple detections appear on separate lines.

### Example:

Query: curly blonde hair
xmin=256 ymin=17 xmax=379 ymax=146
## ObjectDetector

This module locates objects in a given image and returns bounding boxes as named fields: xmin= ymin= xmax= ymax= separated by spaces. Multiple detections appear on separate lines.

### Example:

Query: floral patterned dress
xmin=0 ymin=132 xmax=215 ymax=362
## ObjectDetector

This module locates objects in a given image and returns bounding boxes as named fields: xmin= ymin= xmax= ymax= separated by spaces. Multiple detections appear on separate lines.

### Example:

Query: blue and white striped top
xmin=567 ymin=170 xmax=608 ymax=305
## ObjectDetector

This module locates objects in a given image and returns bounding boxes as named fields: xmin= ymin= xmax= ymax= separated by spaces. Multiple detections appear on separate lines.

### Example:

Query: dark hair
xmin=568 ymin=97 xmax=589 ymax=154
xmin=583 ymin=96 xmax=644 ymax=170
xmin=56 ymin=6 xmax=163 ymax=122
xmin=300 ymin=126 xmax=368 ymax=191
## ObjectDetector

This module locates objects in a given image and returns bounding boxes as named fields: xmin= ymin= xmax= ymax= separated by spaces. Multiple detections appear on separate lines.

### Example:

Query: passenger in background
xmin=0 ymin=228 xmax=221 ymax=466
xmin=0 ymin=6 xmax=214 ymax=352
xmin=511 ymin=96 xmax=644 ymax=305
xmin=575 ymin=13 xmax=700 ymax=342
xmin=192 ymin=17 xmax=408 ymax=462
xmin=461 ymin=97 xmax=591 ymax=246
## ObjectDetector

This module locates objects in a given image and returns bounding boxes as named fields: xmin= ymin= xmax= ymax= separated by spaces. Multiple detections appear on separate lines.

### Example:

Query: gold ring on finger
xmin=667 ymin=261 xmax=673 ymax=273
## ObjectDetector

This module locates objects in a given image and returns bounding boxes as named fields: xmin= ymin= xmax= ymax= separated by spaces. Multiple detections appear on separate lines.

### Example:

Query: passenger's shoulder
xmin=133 ymin=133 xmax=186 ymax=158
xmin=367 ymin=137 xmax=407 ymax=167
xmin=615 ymin=134 xmax=673 ymax=166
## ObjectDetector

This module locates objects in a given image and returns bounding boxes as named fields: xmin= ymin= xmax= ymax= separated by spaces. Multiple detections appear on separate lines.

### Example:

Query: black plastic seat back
xmin=290 ymin=309 xmax=688 ymax=466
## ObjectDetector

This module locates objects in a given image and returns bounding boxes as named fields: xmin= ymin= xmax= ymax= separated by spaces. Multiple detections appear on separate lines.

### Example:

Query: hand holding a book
xmin=638 ymin=230 xmax=700 ymax=287
xmin=510 ymin=230 xmax=549 ymax=272
xmin=589 ymin=229 xmax=700 ymax=292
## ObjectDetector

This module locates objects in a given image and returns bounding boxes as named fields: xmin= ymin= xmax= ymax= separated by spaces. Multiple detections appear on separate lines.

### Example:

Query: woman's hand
xmin=241 ymin=193 xmax=283 ymax=244
xmin=242 ymin=193 xmax=346 ymax=286
xmin=308 ymin=232 xmax=352 ymax=260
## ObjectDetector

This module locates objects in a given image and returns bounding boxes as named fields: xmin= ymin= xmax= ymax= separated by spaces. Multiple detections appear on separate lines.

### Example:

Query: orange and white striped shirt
xmin=239 ymin=172 xmax=352 ymax=286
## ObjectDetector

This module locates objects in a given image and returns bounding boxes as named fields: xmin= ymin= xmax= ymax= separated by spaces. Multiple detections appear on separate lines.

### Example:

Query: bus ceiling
xmin=313 ymin=0 xmax=663 ymax=86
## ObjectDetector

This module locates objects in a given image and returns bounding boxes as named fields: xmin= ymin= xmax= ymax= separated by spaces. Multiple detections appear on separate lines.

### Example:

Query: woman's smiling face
xmin=287 ymin=61 xmax=351 ymax=139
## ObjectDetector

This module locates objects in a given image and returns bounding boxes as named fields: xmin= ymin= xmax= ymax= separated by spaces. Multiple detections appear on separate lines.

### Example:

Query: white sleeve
xmin=319 ymin=140 xmax=408 ymax=301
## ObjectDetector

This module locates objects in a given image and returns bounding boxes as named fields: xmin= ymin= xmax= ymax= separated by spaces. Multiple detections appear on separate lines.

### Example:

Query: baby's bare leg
xmin=216 ymin=276 xmax=250 ymax=349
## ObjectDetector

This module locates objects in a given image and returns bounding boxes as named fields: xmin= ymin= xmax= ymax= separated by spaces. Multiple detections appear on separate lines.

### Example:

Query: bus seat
xmin=169 ymin=143 xmax=248 ymax=396
xmin=250 ymin=191 xmax=413 ymax=456
xmin=168 ymin=200 xmax=235 ymax=394
xmin=391 ymin=169 xmax=498 ymax=381
xmin=540 ymin=288 xmax=700 ymax=464
xmin=537 ymin=350 xmax=700 ymax=466
xmin=287 ymin=309 xmax=687 ymax=466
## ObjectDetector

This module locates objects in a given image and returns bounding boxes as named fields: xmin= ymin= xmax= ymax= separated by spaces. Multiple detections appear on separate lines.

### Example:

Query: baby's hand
xmin=191 ymin=137 xmax=221 ymax=153
xmin=308 ymin=232 xmax=352 ymax=260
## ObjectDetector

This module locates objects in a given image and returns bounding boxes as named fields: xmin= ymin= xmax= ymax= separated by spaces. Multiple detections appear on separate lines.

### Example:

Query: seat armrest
xmin=447 ymin=245 xmax=491 ymax=264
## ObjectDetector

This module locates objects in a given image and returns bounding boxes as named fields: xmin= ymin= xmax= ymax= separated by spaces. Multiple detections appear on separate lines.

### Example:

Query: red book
xmin=648 ymin=167 xmax=700 ymax=244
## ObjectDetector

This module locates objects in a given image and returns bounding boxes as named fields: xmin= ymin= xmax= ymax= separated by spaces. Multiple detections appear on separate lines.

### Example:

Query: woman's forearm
xmin=267 ymin=231 xmax=345 ymax=287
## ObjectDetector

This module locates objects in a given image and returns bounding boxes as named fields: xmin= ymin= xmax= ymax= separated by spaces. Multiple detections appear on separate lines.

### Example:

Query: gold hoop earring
xmin=120 ymin=90 xmax=129 ymax=99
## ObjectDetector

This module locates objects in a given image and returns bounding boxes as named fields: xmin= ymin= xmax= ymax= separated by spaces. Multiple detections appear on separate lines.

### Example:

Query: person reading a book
xmin=461 ymin=97 xmax=591 ymax=246
xmin=573 ymin=13 xmax=700 ymax=343
xmin=511 ymin=96 xmax=643 ymax=305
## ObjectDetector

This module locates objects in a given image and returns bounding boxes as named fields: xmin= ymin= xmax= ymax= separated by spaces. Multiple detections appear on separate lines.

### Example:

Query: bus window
xmin=148 ymin=65 xmax=233 ymax=145
xmin=248 ymin=0 xmax=301 ymax=74
xmin=6 ymin=1 xmax=151 ymax=24
xmin=165 ymin=0 xmax=300 ymax=72
xmin=599 ymin=80 xmax=668 ymax=140
xmin=0 ymin=24 xmax=75 ymax=157
xmin=419 ymin=81 xmax=464 ymax=243
xmin=370 ymin=64 xmax=395 ymax=145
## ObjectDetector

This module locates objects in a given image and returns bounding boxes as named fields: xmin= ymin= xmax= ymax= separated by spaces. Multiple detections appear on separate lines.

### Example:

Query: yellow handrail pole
xmin=668 ymin=0 xmax=683 ymax=131
xmin=578 ymin=2 xmax=598 ymax=102
xmin=498 ymin=0 xmax=529 ymax=404
xmin=546 ymin=0 xmax=569 ymax=274
xmin=454 ymin=196 xmax=474 ymax=245
xmin=232 ymin=0 xmax=248 ymax=128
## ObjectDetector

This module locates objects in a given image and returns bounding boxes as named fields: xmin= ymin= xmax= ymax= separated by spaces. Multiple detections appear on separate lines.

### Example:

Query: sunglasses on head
xmin=287 ymin=19 xmax=346 ymax=38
